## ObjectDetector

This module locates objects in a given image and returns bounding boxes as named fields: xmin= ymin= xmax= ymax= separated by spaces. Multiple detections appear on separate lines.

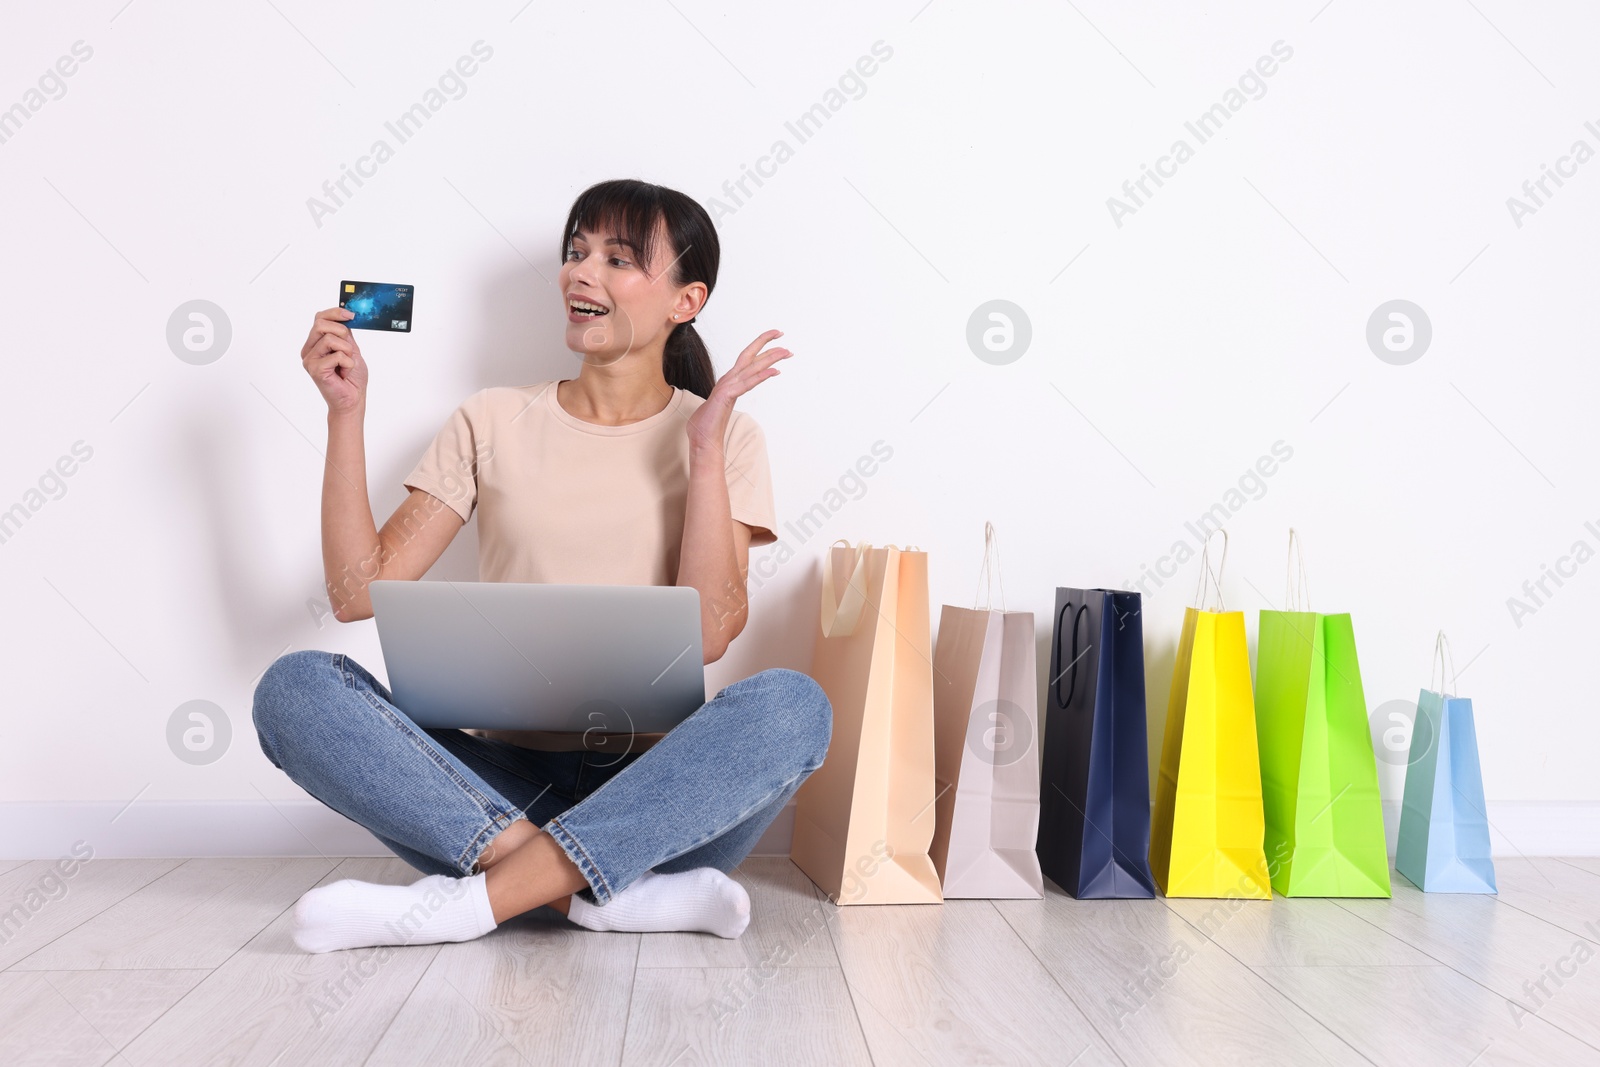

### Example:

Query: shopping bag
xmin=929 ymin=523 xmax=1044 ymax=898
xmin=1396 ymin=633 xmax=1497 ymax=893
xmin=1148 ymin=530 xmax=1271 ymax=899
xmin=1255 ymin=530 xmax=1391 ymax=897
xmin=790 ymin=540 xmax=944 ymax=905
xmin=1036 ymin=585 xmax=1156 ymax=898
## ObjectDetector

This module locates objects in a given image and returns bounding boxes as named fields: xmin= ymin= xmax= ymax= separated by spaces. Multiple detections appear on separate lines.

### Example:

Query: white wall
xmin=2 ymin=1 xmax=1596 ymax=858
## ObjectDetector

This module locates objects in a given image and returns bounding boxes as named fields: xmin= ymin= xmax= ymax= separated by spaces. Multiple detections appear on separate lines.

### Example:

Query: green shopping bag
xmin=1254 ymin=531 xmax=1391 ymax=897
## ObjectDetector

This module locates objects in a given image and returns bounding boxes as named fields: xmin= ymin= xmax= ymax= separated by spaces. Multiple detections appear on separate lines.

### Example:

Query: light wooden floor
xmin=1 ymin=854 xmax=1597 ymax=1066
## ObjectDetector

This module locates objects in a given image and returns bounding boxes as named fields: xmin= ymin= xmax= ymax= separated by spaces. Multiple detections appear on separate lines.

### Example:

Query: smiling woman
xmin=558 ymin=179 xmax=725 ymax=398
xmin=254 ymin=177 xmax=830 ymax=955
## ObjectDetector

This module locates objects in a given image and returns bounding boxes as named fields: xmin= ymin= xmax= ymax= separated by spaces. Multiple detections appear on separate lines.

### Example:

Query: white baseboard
xmin=1378 ymin=800 xmax=1600 ymax=860
xmin=0 ymin=799 xmax=1594 ymax=861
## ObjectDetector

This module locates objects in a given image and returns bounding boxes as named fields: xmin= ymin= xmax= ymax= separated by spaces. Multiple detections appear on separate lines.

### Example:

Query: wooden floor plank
xmin=365 ymin=908 xmax=639 ymax=1067
xmin=995 ymin=892 xmax=1367 ymax=1066
xmin=827 ymin=895 xmax=1119 ymax=1066
xmin=1338 ymin=879 xmax=1600 ymax=1050
xmin=1 ymin=854 xmax=1593 ymax=1065
xmin=636 ymin=857 xmax=839 ymax=970
xmin=621 ymin=965 xmax=872 ymax=1067
xmin=1490 ymin=858 xmax=1600 ymax=939
xmin=0 ymin=859 xmax=182 ymax=972
xmin=1254 ymin=964 xmax=1597 ymax=1066
xmin=114 ymin=859 xmax=443 ymax=1067
xmin=41 ymin=967 xmax=211 ymax=1050
xmin=1164 ymin=889 xmax=1435 ymax=967
xmin=11 ymin=858 xmax=334 ymax=971
xmin=0 ymin=970 xmax=122 ymax=1067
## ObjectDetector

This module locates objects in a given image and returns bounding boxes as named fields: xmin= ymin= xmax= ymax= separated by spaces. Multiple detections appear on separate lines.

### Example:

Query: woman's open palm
xmin=686 ymin=329 xmax=791 ymax=453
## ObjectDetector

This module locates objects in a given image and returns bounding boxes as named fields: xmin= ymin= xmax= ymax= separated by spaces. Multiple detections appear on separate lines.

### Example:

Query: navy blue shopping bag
xmin=1036 ymin=588 xmax=1158 ymax=898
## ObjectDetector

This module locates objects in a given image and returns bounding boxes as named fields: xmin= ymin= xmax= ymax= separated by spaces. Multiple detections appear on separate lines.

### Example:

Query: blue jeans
xmin=251 ymin=650 xmax=832 ymax=907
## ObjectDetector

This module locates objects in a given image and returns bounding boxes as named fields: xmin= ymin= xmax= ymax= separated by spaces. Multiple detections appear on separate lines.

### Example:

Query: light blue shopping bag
xmin=1395 ymin=633 xmax=1497 ymax=894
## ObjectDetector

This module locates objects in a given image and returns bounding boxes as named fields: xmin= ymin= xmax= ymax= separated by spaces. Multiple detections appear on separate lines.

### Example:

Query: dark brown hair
xmin=560 ymin=179 xmax=720 ymax=398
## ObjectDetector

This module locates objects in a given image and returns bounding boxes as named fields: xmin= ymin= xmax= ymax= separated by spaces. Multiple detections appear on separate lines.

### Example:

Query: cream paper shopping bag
xmin=929 ymin=525 xmax=1044 ymax=897
xmin=790 ymin=540 xmax=943 ymax=905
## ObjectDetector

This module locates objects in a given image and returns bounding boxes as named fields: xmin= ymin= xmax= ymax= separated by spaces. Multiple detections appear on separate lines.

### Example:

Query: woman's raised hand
xmin=302 ymin=307 xmax=369 ymax=417
xmin=686 ymin=329 xmax=791 ymax=451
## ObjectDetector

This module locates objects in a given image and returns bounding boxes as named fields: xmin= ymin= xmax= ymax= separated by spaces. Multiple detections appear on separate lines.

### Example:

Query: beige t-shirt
xmin=400 ymin=379 xmax=778 ymax=753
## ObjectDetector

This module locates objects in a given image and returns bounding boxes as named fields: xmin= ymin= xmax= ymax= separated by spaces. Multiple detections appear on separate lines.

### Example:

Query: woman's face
xmin=560 ymin=219 xmax=701 ymax=364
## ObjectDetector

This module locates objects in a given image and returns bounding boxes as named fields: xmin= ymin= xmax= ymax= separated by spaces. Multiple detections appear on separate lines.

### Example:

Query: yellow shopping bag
xmin=1148 ymin=531 xmax=1271 ymax=899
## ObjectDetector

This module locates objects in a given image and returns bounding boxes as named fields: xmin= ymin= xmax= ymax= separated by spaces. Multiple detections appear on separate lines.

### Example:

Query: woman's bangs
xmin=567 ymin=182 xmax=666 ymax=276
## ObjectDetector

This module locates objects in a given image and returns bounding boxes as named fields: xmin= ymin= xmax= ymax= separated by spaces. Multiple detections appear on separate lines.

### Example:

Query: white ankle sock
xmin=292 ymin=872 xmax=498 ymax=953
xmin=566 ymin=868 xmax=750 ymax=939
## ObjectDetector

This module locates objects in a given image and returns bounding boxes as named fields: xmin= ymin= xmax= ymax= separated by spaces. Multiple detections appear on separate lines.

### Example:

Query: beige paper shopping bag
xmin=928 ymin=526 xmax=1044 ymax=898
xmin=790 ymin=540 xmax=943 ymax=905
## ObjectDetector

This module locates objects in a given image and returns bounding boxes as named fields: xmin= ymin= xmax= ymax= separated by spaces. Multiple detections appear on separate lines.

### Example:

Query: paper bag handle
xmin=973 ymin=521 xmax=1007 ymax=612
xmin=1191 ymin=528 xmax=1229 ymax=612
xmin=1054 ymin=598 xmax=1090 ymax=708
xmin=1430 ymin=630 xmax=1458 ymax=697
xmin=820 ymin=539 xmax=871 ymax=638
xmin=1285 ymin=527 xmax=1312 ymax=612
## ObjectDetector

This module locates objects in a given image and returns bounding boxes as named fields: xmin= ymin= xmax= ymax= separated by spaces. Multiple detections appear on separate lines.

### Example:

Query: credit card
xmin=339 ymin=280 xmax=414 ymax=332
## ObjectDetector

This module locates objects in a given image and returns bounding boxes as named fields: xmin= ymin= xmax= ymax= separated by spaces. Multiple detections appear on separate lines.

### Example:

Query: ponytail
xmin=664 ymin=322 xmax=716 ymax=399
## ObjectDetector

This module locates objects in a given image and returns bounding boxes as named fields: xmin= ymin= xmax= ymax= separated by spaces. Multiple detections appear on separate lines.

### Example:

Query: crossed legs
xmin=252 ymin=652 xmax=832 ymax=951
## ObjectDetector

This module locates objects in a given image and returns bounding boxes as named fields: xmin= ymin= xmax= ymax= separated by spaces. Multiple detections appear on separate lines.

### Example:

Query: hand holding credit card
xmin=339 ymin=281 xmax=414 ymax=332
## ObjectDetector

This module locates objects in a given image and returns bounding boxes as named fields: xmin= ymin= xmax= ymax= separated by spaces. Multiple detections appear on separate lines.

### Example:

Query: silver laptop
xmin=367 ymin=580 xmax=706 ymax=734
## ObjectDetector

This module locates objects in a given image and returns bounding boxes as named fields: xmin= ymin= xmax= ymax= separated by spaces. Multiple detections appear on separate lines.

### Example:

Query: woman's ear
xmin=675 ymin=282 xmax=708 ymax=321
